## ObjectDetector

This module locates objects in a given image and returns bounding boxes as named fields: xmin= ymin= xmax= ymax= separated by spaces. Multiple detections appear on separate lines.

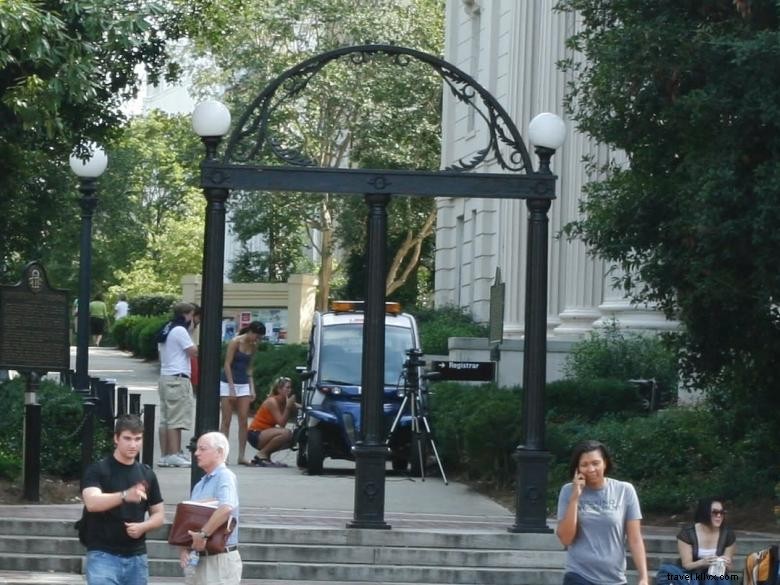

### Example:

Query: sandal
xmin=250 ymin=457 xmax=271 ymax=467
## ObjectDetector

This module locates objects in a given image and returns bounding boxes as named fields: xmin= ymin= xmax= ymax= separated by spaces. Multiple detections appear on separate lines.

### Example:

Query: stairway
xmin=0 ymin=511 xmax=772 ymax=584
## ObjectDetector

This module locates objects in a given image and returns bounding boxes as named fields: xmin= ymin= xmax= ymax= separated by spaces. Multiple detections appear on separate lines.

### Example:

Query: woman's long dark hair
xmin=693 ymin=496 xmax=726 ymax=526
xmin=568 ymin=439 xmax=613 ymax=478
xmin=238 ymin=321 xmax=266 ymax=336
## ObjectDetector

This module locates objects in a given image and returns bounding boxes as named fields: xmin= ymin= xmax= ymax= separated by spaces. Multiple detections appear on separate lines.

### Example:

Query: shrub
xmin=564 ymin=322 xmax=679 ymax=406
xmin=0 ymin=379 xmax=112 ymax=480
xmin=111 ymin=315 xmax=145 ymax=351
xmin=546 ymin=407 xmax=775 ymax=514
xmin=251 ymin=343 xmax=309 ymax=406
xmin=546 ymin=378 xmax=644 ymax=422
xmin=129 ymin=295 xmax=178 ymax=317
xmin=137 ymin=316 xmax=169 ymax=361
xmin=415 ymin=305 xmax=489 ymax=355
xmin=428 ymin=382 xmax=521 ymax=486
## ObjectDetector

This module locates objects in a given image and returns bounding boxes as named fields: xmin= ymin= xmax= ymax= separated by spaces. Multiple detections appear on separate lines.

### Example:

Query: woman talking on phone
xmin=557 ymin=440 xmax=649 ymax=585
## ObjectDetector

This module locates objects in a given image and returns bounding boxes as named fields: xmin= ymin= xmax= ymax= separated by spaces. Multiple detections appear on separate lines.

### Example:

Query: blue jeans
xmin=86 ymin=550 xmax=149 ymax=585
xmin=656 ymin=563 xmax=732 ymax=585
xmin=563 ymin=572 xmax=600 ymax=585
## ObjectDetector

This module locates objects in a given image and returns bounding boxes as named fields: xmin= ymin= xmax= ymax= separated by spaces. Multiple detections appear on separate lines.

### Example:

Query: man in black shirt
xmin=81 ymin=414 xmax=164 ymax=585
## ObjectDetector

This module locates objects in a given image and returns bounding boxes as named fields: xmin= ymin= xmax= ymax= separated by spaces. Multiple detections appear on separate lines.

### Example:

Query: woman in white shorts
xmin=220 ymin=321 xmax=265 ymax=465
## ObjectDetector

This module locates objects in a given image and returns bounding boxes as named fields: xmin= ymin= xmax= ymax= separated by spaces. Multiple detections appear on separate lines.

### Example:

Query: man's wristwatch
xmin=121 ymin=490 xmax=127 ymax=501
xmin=198 ymin=530 xmax=210 ymax=540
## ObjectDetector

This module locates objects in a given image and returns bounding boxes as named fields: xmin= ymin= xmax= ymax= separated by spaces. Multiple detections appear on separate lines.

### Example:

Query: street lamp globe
xmin=528 ymin=113 xmax=566 ymax=150
xmin=69 ymin=143 xmax=108 ymax=178
xmin=192 ymin=101 xmax=231 ymax=137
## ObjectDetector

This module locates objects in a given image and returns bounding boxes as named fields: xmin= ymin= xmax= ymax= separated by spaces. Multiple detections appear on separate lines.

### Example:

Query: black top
xmin=80 ymin=456 xmax=163 ymax=556
xmin=677 ymin=524 xmax=736 ymax=561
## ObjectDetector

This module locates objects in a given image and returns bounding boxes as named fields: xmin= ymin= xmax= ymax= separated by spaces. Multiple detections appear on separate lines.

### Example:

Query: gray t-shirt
xmin=556 ymin=477 xmax=642 ymax=585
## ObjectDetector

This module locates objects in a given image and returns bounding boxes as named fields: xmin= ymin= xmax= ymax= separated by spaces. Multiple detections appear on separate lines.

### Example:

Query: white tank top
xmin=699 ymin=546 xmax=717 ymax=558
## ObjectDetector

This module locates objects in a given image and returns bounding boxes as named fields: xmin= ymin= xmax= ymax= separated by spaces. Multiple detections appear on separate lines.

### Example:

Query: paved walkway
xmin=62 ymin=346 xmax=515 ymax=529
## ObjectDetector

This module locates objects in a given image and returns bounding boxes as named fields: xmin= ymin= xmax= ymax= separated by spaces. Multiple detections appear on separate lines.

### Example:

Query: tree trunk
xmin=386 ymin=209 xmax=436 ymax=296
xmin=316 ymin=199 xmax=334 ymax=310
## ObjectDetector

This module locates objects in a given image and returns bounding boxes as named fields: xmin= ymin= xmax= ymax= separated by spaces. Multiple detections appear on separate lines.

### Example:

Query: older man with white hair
xmin=179 ymin=432 xmax=241 ymax=584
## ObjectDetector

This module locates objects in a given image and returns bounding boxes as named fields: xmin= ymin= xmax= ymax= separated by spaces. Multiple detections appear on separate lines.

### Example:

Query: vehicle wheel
xmin=306 ymin=426 xmax=324 ymax=475
xmin=391 ymin=457 xmax=408 ymax=472
xmin=296 ymin=437 xmax=308 ymax=468
xmin=409 ymin=437 xmax=427 ymax=478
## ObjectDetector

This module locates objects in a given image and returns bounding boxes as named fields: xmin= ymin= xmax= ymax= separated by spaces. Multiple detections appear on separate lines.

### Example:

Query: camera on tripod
xmin=403 ymin=348 xmax=426 ymax=370
xmin=388 ymin=347 xmax=448 ymax=484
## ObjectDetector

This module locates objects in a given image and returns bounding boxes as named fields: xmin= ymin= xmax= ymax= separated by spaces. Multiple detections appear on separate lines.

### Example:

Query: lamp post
xmin=510 ymin=113 xmax=566 ymax=533
xmin=190 ymin=100 xmax=232 ymax=486
xmin=69 ymin=144 xmax=108 ymax=391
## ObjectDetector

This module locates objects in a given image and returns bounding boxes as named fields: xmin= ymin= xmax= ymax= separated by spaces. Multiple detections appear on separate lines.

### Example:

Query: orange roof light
xmin=330 ymin=300 xmax=402 ymax=314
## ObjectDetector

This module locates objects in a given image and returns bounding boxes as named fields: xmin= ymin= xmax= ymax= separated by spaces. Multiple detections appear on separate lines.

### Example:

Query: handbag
xmin=168 ymin=500 xmax=236 ymax=554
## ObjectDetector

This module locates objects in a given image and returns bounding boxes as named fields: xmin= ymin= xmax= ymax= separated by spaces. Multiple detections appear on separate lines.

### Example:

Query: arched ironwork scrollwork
xmin=224 ymin=44 xmax=533 ymax=174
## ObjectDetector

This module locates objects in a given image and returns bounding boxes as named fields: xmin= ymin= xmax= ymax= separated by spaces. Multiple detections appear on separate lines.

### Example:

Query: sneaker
xmin=178 ymin=450 xmax=191 ymax=462
xmin=157 ymin=455 xmax=171 ymax=468
xmin=162 ymin=453 xmax=190 ymax=467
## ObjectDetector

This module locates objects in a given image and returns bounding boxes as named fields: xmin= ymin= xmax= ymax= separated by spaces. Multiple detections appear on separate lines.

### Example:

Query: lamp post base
xmin=348 ymin=442 xmax=391 ymax=530
xmin=509 ymin=447 xmax=553 ymax=533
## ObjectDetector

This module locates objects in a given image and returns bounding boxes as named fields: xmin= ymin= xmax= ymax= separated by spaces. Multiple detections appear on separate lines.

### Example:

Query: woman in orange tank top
xmin=247 ymin=376 xmax=298 ymax=467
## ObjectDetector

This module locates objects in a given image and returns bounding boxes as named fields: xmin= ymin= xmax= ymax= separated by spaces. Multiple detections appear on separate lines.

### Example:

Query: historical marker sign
xmin=0 ymin=262 xmax=70 ymax=371
xmin=432 ymin=360 xmax=496 ymax=382
xmin=489 ymin=267 xmax=505 ymax=345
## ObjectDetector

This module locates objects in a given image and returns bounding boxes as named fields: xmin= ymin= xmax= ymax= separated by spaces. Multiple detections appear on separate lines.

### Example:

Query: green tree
xmin=187 ymin=0 xmax=443 ymax=306
xmin=556 ymin=1 xmax=780 ymax=424
xmin=0 ymin=0 xmax=187 ymax=281
xmin=101 ymin=112 xmax=204 ymax=296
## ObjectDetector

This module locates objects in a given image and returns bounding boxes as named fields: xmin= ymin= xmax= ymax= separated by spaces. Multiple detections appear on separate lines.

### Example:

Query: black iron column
xmin=510 ymin=146 xmax=556 ymax=533
xmin=349 ymin=192 xmax=391 ymax=530
xmin=75 ymin=181 xmax=98 ymax=391
xmin=191 ymin=137 xmax=229 ymax=487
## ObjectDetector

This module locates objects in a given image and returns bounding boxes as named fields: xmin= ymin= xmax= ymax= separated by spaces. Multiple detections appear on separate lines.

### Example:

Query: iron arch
xmin=223 ymin=44 xmax=534 ymax=175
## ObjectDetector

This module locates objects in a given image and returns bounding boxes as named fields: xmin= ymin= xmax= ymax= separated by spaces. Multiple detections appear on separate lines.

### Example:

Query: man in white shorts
xmin=157 ymin=302 xmax=197 ymax=467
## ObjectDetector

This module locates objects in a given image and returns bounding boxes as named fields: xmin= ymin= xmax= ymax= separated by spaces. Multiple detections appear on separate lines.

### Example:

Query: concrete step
xmin=0 ymin=516 xmax=766 ymax=584
xmin=0 ymin=573 xmax=473 ymax=585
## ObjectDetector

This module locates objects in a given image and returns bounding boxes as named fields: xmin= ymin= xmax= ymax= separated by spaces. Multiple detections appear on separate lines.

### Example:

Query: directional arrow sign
xmin=432 ymin=361 xmax=495 ymax=382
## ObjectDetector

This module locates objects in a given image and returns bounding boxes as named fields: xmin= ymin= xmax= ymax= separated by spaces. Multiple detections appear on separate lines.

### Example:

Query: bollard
xmin=90 ymin=376 xmax=100 ymax=398
xmin=81 ymin=398 xmax=96 ymax=473
xmin=117 ymin=386 xmax=128 ymax=417
xmin=142 ymin=404 xmax=156 ymax=467
xmin=129 ymin=393 xmax=141 ymax=416
xmin=95 ymin=379 xmax=115 ymax=424
xmin=22 ymin=371 xmax=42 ymax=502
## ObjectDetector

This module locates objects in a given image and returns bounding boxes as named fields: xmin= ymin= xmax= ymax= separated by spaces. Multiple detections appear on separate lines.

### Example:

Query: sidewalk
xmin=66 ymin=347 xmax=515 ymax=528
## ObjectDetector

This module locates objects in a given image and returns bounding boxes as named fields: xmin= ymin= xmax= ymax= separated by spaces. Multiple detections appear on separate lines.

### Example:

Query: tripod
xmin=388 ymin=349 xmax=448 ymax=484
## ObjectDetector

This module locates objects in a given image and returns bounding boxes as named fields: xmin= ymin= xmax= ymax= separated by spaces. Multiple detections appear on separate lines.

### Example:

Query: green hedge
xmin=546 ymin=378 xmax=644 ymax=422
xmin=427 ymin=380 xmax=775 ymax=514
xmin=128 ymin=295 xmax=178 ymax=317
xmin=0 ymin=379 xmax=112 ymax=480
xmin=251 ymin=343 xmax=309 ymax=406
xmin=415 ymin=305 xmax=488 ymax=355
xmin=111 ymin=314 xmax=168 ymax=360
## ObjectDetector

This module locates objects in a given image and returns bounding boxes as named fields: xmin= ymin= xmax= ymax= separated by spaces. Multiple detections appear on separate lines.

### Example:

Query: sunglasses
xmin=711 ymin=509 xmax=726 ymax=517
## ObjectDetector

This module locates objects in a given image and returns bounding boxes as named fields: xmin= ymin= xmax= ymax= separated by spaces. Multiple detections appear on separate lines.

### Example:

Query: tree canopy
xmin=186 ymin=0 xmax=444 ymax=307
xmin=557 ymin=1 xmax=780 ymax=423
xmin=0 ymin=0 xmax=187 ymax=282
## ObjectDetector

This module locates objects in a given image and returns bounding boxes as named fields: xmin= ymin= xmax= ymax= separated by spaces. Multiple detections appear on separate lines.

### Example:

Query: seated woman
xmin=246 ymin=376 xmax=298 ymax=467
xmin=656 ymin=497 xmax=736 ymax=585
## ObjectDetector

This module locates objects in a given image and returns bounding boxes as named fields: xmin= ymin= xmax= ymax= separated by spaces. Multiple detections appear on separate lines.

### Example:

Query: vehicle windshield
xmin=318 ymin=323 xmax=415 ymax=386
